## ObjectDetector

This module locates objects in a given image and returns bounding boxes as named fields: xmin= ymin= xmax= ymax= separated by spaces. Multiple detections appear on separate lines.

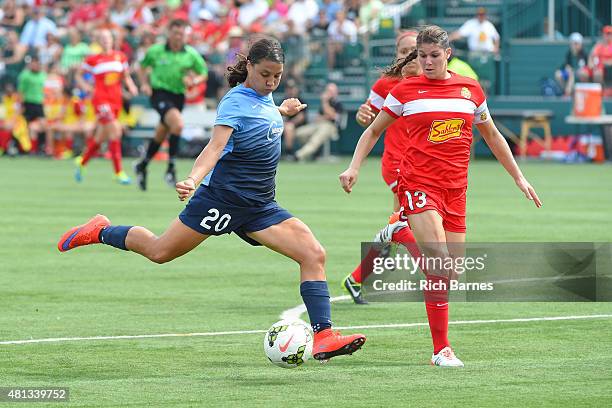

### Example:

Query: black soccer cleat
xmin=342 ymin=274 xmax=368 ymax=305
xmin=164 ymin=165 xmax=177 ymax=188
xmin=133 ymin=160 xmax=147 ymax=191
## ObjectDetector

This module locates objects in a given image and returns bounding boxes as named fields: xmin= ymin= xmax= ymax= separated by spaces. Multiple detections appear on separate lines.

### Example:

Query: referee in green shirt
xmin=135 ymin=19 xmax=207 ymax=191
xmin=17 ymin=56 xmax=48 ymax=155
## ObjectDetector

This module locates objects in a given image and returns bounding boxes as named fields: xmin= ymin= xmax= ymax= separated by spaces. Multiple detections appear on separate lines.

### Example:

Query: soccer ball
xmin=263 ymin=319 xmax=313 ymax=368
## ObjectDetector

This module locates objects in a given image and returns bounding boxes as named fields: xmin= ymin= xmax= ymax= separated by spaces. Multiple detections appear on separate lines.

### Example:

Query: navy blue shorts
xmin=179 ymin=185 xmax=293 ymax=246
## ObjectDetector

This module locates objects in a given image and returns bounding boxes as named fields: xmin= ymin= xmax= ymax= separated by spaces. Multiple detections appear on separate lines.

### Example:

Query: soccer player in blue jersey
xmin=58 ymin=37 xmax=366 ymax=362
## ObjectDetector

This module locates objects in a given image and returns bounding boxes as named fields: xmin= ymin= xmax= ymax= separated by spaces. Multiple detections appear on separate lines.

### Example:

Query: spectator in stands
xmin=60 ymin=28 xmax=91 ymax=74
xmin=67 ymin=0 xmax=108 ymax=32
xmin=588 ymin=25 xmax=612 ymax=94
xmin=359 ymin=0 xmax=384 ymax=32
xmin=38 ymin=32 xmax=63 ymax=70
xmin=449 ymin=7 xmax=499 ymax=55
xmin=287 ymin=0 xmax=319 ymax=35
xmin=189 ymin=0 xmax=223 ymax=24
xmin=345 ymin=0 xmax=361 ymax=23
xmin=17 ymin=56 xmax=48 ymax=155
xmin=309 ymin=9 xmax=330 ymax=38
xmin=450 ymin=7 xmax=499 ymax=93
xmin=319 ymin=0 xmax=342 ymax=24
xmin=281 ymin=79 xmax=307 ymax=159
xmin=290 ymin=82 xmax=343 ymax=161
xmin=555 ymin=32 xmax=588 ymax=97
xmin=236 ymin=0 xmax=268 ymax=32
xmin=19 ymin=7 xmax=58 ymax=50
xmin=126 ymin=0 xmax=156 ymax=35
xmin=327 ymin=9 xmax=358 ymax=69
xmin=1 ymin=0 xmax=25 ymax=33
xmin=1 ymin=30 xmax=26 ymax=88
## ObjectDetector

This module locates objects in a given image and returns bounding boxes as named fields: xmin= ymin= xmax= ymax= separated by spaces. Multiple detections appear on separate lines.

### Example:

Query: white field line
xmin=2 ymin=313 xmax=612 ymax=346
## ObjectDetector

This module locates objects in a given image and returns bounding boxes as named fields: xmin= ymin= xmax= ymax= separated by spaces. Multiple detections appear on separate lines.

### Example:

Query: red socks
xmin=108 ymin=139 xmax=123 ymax=174
xmin=424 ymin=274 xmax=450 ymax=354
xmin=350 ymin=246 xmax=380 ymax=284
xmin=81 ymin=138 xmax=100 ymax=166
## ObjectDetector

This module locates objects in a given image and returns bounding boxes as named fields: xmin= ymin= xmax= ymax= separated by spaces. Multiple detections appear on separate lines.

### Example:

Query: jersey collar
xmin=165 ymin=42 xmax=186 ymax=53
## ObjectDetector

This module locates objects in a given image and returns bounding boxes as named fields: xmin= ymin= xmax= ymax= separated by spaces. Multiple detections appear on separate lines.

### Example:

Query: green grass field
xmin=1 ymin=157 xmax=611 ymax=407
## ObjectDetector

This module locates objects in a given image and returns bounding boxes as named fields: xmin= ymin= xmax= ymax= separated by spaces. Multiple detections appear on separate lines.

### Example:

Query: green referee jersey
xmin=17 ymin=69 xmax=47 ymax=104
xmin=141 ymin=43 xmax=207 ymax=95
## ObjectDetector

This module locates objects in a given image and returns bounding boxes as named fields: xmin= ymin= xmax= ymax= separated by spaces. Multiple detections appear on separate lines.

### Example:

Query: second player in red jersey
xmin=340 ymin=25 xmax=541 ymax=368
xmin=342 ymin=31 xmax=421 ymax=304
xmin=75 ymin=29 xmax=138 ymax=185
xmin=83 ymin=49 xmax=129 ymax=124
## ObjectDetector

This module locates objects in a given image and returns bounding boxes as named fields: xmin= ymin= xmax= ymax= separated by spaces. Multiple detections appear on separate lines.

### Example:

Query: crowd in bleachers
xmin=0 ymin=0 xmax=395 ymax=157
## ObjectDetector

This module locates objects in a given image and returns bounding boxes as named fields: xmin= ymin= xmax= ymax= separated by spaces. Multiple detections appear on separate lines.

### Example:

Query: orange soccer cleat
xmin=312 ymin=329 xmax=366 ymax=361
xmin=57 ymin=214 xmax=110 ymax=252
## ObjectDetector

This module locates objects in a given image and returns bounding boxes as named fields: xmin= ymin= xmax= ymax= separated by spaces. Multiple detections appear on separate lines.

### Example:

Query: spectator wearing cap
xmin=450 ymin=7 xmax=500 ymax=55
xmin=588 ymin=25 xmax=612 ymax=92
xmin=555 ymin=32 xmax=589 ymax=96
xmin=19 ymin=7 xmax=58 ymax=50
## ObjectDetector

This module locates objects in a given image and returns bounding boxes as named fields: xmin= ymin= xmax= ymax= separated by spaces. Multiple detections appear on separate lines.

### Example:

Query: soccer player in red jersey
xmin=75 ymin=29 xmax=138 ymax=185
xmin=342 ymin=31 xmax=421 ymax=304
xmin=340 ymin=26 xmax=541 ymax=367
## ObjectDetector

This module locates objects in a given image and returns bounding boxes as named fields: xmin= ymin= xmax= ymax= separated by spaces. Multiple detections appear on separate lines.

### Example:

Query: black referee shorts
xmin=23 ymin=102 xmax=45 ymax=122
xmin=150 ymin=88 xmax=185 ymax=124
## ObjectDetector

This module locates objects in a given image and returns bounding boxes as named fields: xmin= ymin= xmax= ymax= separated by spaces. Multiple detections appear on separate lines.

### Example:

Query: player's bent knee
xmin=149 ymin=249 xmax=177 ymax=264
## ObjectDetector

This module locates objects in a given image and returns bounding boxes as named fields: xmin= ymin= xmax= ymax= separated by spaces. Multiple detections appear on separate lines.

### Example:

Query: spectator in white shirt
xmin=19 ymin=7 xmax=58 ymax=50
xmin=237 ymin=0 xmax=269 ymax=30
xmin=327 ymin=9 xmax=358 ymax=68
xmin=287 ymin=0 xmax=319 ymax=35
xmin=450 ymin=7 xmax=499 ymax=54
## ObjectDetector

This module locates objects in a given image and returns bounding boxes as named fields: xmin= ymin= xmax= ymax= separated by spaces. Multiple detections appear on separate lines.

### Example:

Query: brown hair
xmin=168 ymin=19 xmax=189 ymax=30
xmin=226 ymin=37 xmax=285 ymax=87
xmin=382 ymin=25 xmax=450 ymax=77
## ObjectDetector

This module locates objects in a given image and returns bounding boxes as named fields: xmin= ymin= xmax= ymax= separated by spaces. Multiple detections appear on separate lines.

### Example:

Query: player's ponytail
xmin=382 ymin=49 xmax=418 ymax=78
xmin=226 ymin=36 xmax=285 ymax=87
xmin=227 ymin=54 xmax=248 ymax=87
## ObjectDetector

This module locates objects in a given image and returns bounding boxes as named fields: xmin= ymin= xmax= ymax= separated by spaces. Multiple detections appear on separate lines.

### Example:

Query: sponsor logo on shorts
xmin=427 ymin=118 xmax=465 ymax=143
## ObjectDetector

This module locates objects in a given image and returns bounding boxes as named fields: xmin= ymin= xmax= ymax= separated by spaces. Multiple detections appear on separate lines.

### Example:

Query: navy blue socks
xmin=300 ymin=281 xmax=332 ymax=333
xmin=99 ymin=226 xmax=132 ymax=251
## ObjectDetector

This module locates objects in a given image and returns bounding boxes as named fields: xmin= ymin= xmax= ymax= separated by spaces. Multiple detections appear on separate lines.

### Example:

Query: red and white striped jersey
xmin=82 ymin=51 xmax=128 ymax=106
xmin=368 ymin=75 xmax=406 ymax=168
xmin=383 ymin=72 xmax=490 ymax=189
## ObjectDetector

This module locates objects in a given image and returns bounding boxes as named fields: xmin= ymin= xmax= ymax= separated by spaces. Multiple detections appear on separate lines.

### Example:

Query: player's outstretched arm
xmin=278 ymin=98 xmax=307 ymax=117
xmin=476 ymin=120 xmax=542 ymax=208
xmin=176 ymin=125 xmax=233 ymax=201
xmin=339 ymin=111 xmax=395 ymax=193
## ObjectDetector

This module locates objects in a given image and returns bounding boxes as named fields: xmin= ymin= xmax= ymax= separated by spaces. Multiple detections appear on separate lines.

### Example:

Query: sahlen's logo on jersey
xmin=428 ymin=118 xmax=465 ymax=143
xmin=267 ymin=121 xmax=284 ymax=141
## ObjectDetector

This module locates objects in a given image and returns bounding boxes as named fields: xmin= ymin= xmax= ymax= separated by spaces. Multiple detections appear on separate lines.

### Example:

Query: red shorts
xmin=93 ymin=102 xmax=120 ymax=124
xmin=381 ymin=154 xmax=401 ymax=193
xmin=397 ymin=181 xmax=467 ymax=233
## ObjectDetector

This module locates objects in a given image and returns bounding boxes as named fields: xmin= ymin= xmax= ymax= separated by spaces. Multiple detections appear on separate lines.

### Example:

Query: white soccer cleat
xmin=431 ymin=346 xmax=464 ymax=367
xmin=373 ymin=220 xmax=408 ymax=243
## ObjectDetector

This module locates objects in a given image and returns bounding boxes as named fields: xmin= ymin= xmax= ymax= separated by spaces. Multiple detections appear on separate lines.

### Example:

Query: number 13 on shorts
xmin=405 ymin=190 xmax=427 ymax=211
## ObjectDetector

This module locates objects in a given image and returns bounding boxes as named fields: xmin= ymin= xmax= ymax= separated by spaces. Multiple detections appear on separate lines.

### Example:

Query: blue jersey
xmin=203 ymin=84 xmax=284 ymax=204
